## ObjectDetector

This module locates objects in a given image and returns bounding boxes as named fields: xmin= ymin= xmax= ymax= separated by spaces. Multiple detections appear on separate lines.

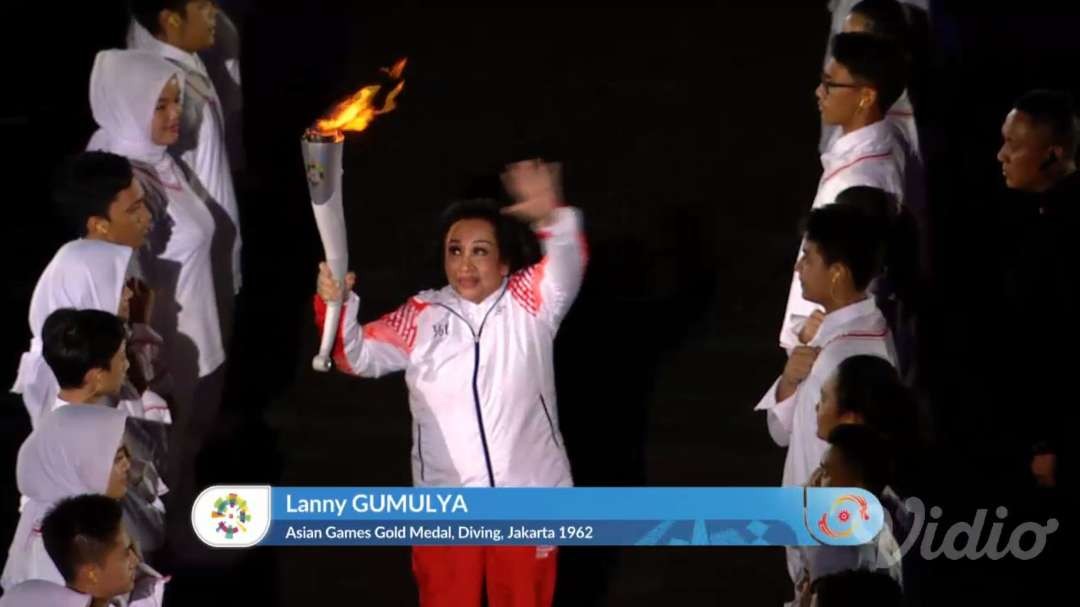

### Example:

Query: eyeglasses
xmin=819 ymin=74 xmax=866 ymax=96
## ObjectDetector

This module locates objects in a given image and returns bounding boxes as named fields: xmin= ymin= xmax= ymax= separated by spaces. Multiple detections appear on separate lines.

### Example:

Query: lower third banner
xmin=190 ymin=487 xmax=884 ymax=548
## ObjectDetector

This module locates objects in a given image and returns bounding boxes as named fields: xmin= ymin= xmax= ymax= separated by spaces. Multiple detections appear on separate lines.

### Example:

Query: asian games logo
xmin=192 ymin=485 xmax=272 ymax=548
xmin=305 ymin=162 xmax=326 ymax=187
xmin=211 ymin=493 xmax=252 ymax=540
xmin=817 ymin=494 xmax=871 ymax=539
xmin=805 ymin=488 xmax=883 ymax=546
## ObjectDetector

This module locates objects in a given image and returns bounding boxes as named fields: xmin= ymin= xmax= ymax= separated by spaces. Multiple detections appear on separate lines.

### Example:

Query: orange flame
xmin=313 ymin=58 xmax=407 ymax=141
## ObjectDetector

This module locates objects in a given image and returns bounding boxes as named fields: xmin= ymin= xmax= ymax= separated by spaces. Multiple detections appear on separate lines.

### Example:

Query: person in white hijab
xmin=11 ymin=238 xmax=133 ymax=428
xmin=0 ymin=405 xmax=130 ymax=590
xmin=87 ymin=48 xmax=227 ymax=551
xmin=13 ymin=237 xmax=172 ymax=426
xmin=127 ymin=1 xmax=242 ymax=313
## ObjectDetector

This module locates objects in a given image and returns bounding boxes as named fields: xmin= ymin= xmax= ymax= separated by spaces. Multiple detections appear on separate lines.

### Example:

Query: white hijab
xmin=10 ymin=240 xmax=132 ymax=427
xmin=1 ymin=405 xmax=127 ymax=590
xmin=87 ymin=49 xmax=184 ymax=165
xmin=0 ymin=579 xmax=91 ymax=607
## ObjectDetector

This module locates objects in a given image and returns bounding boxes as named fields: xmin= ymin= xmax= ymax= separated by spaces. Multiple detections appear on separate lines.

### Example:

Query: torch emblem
xmin=305 ymin=162 xmax=326 ymax=188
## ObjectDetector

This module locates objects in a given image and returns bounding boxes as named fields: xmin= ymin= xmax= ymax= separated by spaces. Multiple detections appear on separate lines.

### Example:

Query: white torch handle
xmin=312 ymin=189 xmax=348 ymax=372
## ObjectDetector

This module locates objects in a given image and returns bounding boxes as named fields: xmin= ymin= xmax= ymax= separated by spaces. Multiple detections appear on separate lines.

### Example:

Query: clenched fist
xmin=777 ymin=346 xmax=820 ymax=401
xmin=316 ymin=262 xmax=356 ymax=304
xmin=798 ymin=310 xmax=826 ymax=344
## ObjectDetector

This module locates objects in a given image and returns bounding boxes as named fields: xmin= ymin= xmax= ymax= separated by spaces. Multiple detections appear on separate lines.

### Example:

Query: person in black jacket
xmin=996 ymin=89 xmax=1080 ymax=496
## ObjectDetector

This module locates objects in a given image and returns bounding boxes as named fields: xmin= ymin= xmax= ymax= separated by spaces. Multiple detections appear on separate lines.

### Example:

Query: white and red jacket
xmin=780 ymin=120 xmax=915 ymax=350
xmin=314 ymin=207 xmax=587 ymax=488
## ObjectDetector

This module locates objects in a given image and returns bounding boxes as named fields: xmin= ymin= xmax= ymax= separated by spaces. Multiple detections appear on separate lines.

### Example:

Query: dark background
xmin=1 ymin=1 xmax=1078 ymax=605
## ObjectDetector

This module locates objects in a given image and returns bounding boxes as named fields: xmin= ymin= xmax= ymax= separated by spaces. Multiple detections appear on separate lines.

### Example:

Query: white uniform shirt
xmin=822 ymin=90 xmax=921 ymax=162
xmin=757 ymin=297 xmax=897 ymax=489
xmin=779 ymin=120 xmax=910 ymax=349
xmin=758 ymin=298 xmax=897 ymax=586
xmin=129 ymin=20 xmax=242 ymax=294
xmin=142 ymin=155 xmax=225 ymax=377
xmin=314 ymin=207 xmax=587 ymax=488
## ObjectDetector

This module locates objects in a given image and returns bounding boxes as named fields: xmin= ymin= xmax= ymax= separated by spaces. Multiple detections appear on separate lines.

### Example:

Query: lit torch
xmin=303 ymin=58 xmax=406 ymax=371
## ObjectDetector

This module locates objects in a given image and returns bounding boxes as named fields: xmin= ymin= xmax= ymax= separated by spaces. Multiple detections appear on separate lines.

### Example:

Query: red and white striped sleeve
xmin=313 ymin=292 xmax=426 ymax=378
xmin=508 ymin=206 xmax=588 ymax=331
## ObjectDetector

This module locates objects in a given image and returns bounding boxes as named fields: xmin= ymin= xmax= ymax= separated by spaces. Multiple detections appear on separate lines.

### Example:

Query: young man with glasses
xmin=779 ymin=32 xmax=916 ymax=351
xmin=820 ymin=0 xmax=929 ymax=155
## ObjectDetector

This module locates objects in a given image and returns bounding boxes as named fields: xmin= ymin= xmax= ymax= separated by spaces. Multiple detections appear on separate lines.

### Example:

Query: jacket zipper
xmin=539 ymin=394 xmax=560 ymax=447
xmin=471 ymin=336 xmax=496 ymax=486
xmin=417 ymin=423 xmax=425 ymax=481
xmin=436 ymin=285 xmax=508 ymax=487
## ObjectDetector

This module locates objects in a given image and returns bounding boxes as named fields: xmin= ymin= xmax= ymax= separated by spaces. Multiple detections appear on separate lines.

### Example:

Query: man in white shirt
xmin=819 ymin=0 xmax=923 ymax=163
xmin=821 ymin=0 xmax=928 ymax=153
xmin=756 ymin=203 xmax=897 ymax=595
xmin=780 ymin=32 xmax=913 ymax=350
xmin=128 ymin=0 xmax=242 ymax=330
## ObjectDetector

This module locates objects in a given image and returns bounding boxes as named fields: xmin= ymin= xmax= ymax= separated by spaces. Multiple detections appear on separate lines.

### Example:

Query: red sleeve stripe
xmin=366 ymin=298 xmax=428 ymax=354
xmin=824 ymin=329 xmax=890 ymax=348
xmin=821 ymin=152 xmax=893 ymax=184
xmin=509 ymin=260 xmax=547 ymax=316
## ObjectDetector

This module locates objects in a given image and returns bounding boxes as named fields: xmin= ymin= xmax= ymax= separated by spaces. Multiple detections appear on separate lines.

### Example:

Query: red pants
xmin=412 ymin=546 xmax=558 ymax=607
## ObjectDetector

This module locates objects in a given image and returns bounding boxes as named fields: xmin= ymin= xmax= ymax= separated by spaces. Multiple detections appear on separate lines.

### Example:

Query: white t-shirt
xmin=144 ymin=155 xmax=225 ymax=378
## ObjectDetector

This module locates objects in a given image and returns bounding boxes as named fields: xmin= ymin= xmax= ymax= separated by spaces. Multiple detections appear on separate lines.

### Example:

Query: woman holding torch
xmin=315 ymin=160 xmax=586 ymax=607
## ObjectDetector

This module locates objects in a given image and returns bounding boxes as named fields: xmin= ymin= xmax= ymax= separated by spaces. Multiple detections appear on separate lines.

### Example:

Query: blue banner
xmin=191 ymin=486 xmax=884 ymax=548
